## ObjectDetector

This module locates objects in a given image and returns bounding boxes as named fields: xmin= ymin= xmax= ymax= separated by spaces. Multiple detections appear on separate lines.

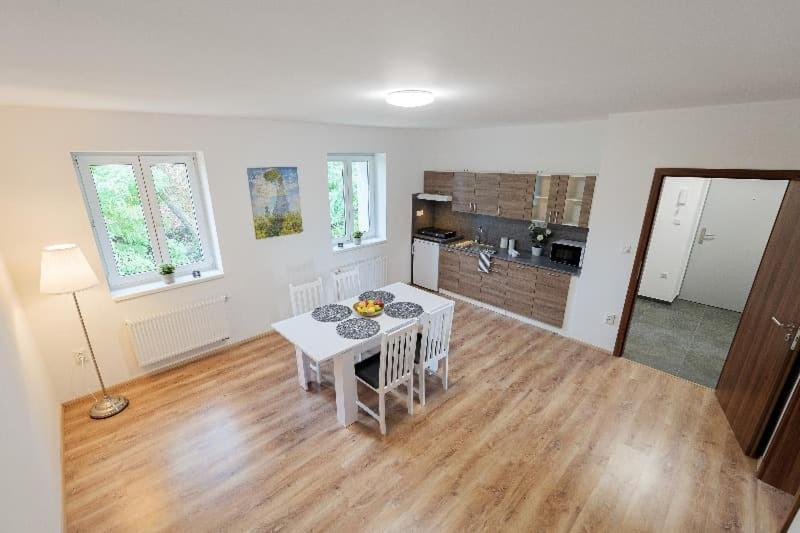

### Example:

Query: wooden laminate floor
xmin=63 ymin=300 xmax=793 ymax=532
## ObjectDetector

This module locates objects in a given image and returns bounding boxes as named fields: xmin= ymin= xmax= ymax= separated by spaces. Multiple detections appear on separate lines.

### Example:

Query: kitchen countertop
xmin=440 ymin=240 xmax=582 ymax=276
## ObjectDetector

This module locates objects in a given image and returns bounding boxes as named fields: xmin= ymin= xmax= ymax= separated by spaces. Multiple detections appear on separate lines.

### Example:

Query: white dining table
xmin=271 ymin=282 xmax=453 ymax=427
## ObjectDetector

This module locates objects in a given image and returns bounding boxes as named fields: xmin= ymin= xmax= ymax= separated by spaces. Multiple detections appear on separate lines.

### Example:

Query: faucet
xmin=475 ymin=225 xmax=485 ymax=244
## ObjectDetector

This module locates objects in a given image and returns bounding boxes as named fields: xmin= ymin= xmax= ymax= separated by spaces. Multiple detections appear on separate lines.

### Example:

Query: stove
xmin=416 ymin=227 xmax=459 ymax=242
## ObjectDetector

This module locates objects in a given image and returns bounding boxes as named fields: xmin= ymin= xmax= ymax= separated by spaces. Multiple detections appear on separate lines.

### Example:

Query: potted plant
xmin=528 ymin=222 xmax=553 ymax=257
xmin=353 ymin=230 xmax=364 ymax=245
xmin=159 ymin=263 xmax=176 ymax=284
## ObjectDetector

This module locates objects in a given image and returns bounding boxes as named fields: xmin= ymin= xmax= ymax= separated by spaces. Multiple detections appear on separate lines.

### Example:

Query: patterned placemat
xmin=358 ymin=290 xmax=395 ymax=304
xmin=384 ymin=301 xmax=424 ymax=319
xmin=336 ymin=318 xmax=380 ymax=339
xmin=311 ymin=304 xmax=352 ymax=322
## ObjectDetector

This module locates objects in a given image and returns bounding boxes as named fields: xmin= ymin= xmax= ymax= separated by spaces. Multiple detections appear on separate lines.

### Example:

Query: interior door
xmin=716 ymin=180 xmax=800 ymax=455
xmin=680 ymin=179 xmax=787 ymax=312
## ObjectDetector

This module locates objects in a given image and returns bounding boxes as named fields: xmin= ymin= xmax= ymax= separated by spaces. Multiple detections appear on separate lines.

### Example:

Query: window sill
xmin=332 ymin=237 xmax=387 ymax=253
xmin=111 ymin=270 xmax=224 ymax=302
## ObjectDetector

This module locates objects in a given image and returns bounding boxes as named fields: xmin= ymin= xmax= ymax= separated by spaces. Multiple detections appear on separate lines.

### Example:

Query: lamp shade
xmin=40 ymin=244 xmax=99 ymax=294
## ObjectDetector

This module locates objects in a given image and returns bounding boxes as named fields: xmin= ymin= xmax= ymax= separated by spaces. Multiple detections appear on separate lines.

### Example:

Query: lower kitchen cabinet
xmin=438 ymin=248 xmax=570 ymax=327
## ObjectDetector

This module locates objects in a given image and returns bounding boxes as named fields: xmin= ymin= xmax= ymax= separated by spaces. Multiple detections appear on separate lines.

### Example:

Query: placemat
xmin=311 ymin=304 xmax=352 ymax=322
xmin=336 ymin=318 xmax=381 ymax=339
xmin=358 ymin=290 xmax=395 ymax=304
xmin=384 ymin=301 xmax=424 ymax=319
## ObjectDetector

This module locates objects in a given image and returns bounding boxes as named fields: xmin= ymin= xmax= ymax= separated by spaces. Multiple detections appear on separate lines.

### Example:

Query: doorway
xmin=622 ymin=176 xmax=787 ymax=386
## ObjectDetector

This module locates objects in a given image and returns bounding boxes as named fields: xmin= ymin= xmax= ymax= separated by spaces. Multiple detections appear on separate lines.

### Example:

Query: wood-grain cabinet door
xmin=474 ymin=173 xmax=500 ymax=216
xmin=438 ymin=248 xmax=460 ymax=292
xmin=578 ymin=176 xmax=596 ymax=228
xmin=457 ymin=251 xmax=482 ymax=299
xmin=452 ymin=172 xmax=476 ymax=213
xmin=498 ymin=174 xmax=535 ymax=220
xmin=532 ymin=268 xmax=570 ymax=327
xmin=480 ymin=259 xmax=508 ymax=308
xmin=505 ymin=263 xmax=537 ymax=317
xmin=424 ymin=171 xmax=454 ymax=195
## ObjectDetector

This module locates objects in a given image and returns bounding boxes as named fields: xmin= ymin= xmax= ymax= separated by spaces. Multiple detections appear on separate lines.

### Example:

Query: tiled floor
xmin=623 ymin=297 xmax=742 ymax=387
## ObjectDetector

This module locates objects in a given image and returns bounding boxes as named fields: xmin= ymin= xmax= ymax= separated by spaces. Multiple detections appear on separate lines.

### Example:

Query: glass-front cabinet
xmin=531 ymin=174 xmax=596 ymax=227
xmin=562 ymin=176 xmax=587 ymax=226
xmin=531 ymin=175 xmax=557 ymax=222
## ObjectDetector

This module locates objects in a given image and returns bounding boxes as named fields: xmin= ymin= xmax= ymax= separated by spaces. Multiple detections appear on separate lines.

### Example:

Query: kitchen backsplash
xmin=429 ymin=201 xmax=588 ymax=252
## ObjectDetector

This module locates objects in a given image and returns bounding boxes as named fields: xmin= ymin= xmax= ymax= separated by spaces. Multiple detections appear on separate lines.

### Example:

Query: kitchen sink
xmin=453 ymin=241 xmax=496 ymax=255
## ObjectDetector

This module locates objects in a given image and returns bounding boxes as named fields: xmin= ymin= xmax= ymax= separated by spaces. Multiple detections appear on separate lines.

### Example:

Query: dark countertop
xmin=440 ymin=240 xmax=582 ymax=276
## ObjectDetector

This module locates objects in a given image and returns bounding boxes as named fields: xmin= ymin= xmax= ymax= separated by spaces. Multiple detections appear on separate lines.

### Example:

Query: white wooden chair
xmin=289 ymin=277 xmax=326 ymax=383
xmin=354 ymin=321 xmax=417 ymax=435
xmin=414 ymin=303 xmax=455 ymax=406
xmin=332 ymin=268 xmax=361 ymax=301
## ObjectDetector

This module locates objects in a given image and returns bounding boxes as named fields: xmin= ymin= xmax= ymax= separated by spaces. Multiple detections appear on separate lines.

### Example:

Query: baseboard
xmin=439 ymin=289 xmax=613 ymax=355
xmin=61 ymin=329 xmax=275 ymax=408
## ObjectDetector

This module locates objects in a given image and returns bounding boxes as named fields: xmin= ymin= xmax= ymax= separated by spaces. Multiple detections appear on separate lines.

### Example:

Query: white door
xmin=412 ymin=239 xmax=439 ymax=291
xmin=679 ymin=179 xmax=787 ymax=312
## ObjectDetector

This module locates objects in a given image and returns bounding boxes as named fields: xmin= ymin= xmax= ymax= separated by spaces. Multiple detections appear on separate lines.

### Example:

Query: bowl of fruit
xmin=353 ymin=298 xmax=385 ymax=317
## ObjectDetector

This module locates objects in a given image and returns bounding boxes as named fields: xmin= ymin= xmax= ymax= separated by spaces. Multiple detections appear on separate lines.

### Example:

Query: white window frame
xmin=327 ymin=153 xmax=377 ymax=244
xmin=73 ymin=152 xmax=218 ymax=291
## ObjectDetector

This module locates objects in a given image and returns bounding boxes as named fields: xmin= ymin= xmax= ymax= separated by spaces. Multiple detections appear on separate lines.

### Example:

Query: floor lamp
xmin=40 ymin=244 xmax=129 ymax=419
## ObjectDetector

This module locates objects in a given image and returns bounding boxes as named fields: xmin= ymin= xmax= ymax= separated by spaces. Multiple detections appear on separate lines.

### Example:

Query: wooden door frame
xmin=613 ymin=168 xmax=800 ymax=358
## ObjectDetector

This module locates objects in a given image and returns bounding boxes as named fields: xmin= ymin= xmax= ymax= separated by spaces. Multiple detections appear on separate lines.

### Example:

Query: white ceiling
xmin=2 ymin=1 xmax=799 ymax=128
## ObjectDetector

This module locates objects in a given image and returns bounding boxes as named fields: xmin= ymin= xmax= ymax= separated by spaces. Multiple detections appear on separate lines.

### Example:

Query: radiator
xmin=126 ymin=295 xmax=230 ymax=366
xmin=337 ymin=255 xmax=387 ymax=291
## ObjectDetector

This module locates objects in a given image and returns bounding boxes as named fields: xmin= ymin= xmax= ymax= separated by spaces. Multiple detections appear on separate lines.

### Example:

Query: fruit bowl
xmin=353 ymin=299 xmax=384 ymax=317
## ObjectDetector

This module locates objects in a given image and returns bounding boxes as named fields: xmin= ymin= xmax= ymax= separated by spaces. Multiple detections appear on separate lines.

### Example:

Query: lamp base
xmin=89 ymin=395 xmax=129 ymax=419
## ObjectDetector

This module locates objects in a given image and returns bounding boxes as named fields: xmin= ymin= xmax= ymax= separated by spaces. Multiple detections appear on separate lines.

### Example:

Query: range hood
xmin=416 ymin=193 xmax=452 ymax=202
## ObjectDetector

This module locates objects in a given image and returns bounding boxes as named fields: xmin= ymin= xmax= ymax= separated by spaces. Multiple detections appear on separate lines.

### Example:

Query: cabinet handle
xmin=497 ymin=205 xmax=500 ymax=216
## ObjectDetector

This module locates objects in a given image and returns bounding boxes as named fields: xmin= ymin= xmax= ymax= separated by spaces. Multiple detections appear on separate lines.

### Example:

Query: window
xmin=327 ymin=154 xmax=377 ymax=243
xmin=73 ymin=153 xmax=219 ymax=292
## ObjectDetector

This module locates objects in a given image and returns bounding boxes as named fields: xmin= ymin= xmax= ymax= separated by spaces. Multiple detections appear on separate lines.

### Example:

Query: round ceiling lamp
xmin=385 ymin=90 xmax=434 ymax=108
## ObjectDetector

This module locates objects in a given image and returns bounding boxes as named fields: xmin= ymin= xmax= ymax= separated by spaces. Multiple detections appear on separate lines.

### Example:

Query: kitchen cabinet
xmin=451 ymin=172 xmax=476 ymax=213
xmin=480 ymin=259 xmax=507 ymax=308
xmin=438 ymin=249 xmax=570 ymax=327
xmin=423 ymin=170 xmax=596 ymax=228
xmin=474 ymin=173 xmax=500 ymax=216
xmin=532 ymin=175 xmax=596 ymax=227
xmin=560 ymin=175 xmax=596 ymax=227
xmin=498 ymin=173 xmax=535 ymax=220
xmin=423 ymin=171 xmax=454 ymax=195
xmin=438 ymin=248 xmax=460 ymax=292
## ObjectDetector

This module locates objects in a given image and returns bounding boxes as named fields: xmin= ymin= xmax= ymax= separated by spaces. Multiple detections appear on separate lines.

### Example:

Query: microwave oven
xmin=549 ymin=239 xmax=585 ymax=268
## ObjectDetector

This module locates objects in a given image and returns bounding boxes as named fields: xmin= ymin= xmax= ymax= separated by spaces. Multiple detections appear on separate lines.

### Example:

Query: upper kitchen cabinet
xmin=531 ymin=174 xmax=567 ymax=224
xmin=423 ymin=171 xmax=454 ymax=195
xmin=498 ymin=173 xmax=535 ymax=220
xmin=474 ymin=173 xmax=500 ymax=215
xmin=561 ymin=175 xmax=596 ymax=227
xmin=452 ymin=172 xmax=476 ymax=213
xmin=532 ymin=174 xmax=596 ymax=227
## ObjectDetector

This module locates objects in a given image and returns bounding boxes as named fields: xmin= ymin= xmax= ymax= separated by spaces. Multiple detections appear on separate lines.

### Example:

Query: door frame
xmin=613 ymin=168 xmax=800 ymax=359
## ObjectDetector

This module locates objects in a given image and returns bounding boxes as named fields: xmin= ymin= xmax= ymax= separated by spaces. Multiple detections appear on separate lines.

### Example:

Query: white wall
xmin=0 ymin=106 xmax=428 ymax=402
xmin=4 ymin=99 xmax=800 ymax=405
xmin=638 ymin=177 xmax=709 ymax=302
xmin=0 ymin=252 xmax=63 ymax=532
xmin=573 ymin=99 xmax=800 ymax=350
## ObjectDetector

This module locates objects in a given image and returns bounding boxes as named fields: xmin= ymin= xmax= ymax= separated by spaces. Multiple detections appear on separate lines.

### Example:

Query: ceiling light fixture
xmin=386 ymin=90 xmax=434 ymax=108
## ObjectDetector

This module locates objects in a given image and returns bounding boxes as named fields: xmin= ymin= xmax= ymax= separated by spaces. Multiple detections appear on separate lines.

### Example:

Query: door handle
xmin=772 ymin=317 xmax=799 ymax=346
xmin=698 ymin=227 xmax=716 ymax=244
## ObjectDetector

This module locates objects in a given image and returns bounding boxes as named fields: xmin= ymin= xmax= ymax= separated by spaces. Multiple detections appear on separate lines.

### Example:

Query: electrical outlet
xmin=605 ymin=314 xmax=617 ymax=325
xmin=660 ymin=272 xmax=668 ymax=279
xmin=621 ymin=245 xmax=632 ymax=254
xmin=74 ymin=349 xmax=88 ymax=365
